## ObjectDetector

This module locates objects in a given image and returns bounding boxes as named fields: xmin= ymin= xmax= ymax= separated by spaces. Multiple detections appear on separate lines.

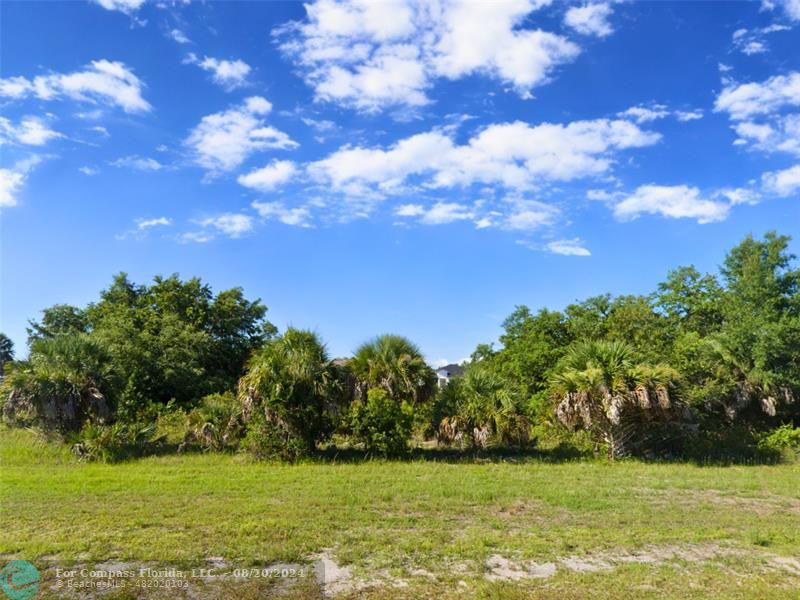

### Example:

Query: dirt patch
xmin=313 ymin=551 xmax=356 ymax=597
xmin=481 ymin=542 xmax=799 ymax=582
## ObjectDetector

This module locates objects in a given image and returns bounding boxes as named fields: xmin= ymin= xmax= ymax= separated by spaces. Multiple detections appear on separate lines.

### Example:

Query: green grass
xmin=1 ymin=428 xmax=799 ymax=599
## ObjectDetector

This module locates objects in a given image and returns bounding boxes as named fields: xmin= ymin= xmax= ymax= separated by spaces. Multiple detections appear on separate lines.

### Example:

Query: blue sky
xmin=1 ymin=0 xmax=799 ymax=364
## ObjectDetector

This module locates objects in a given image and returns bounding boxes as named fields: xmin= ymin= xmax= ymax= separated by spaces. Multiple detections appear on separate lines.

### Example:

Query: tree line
xmin=1 ymin=231 xmax=799 ymax=461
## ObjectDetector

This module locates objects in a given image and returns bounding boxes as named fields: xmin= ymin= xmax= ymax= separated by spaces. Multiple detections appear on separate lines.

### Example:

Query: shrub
xmin=71 ymin=421 xmax=157 ymax=462
xmin=757 ymin=424 xmax=800 ymax=462
xmin=185 ymin=392 xmax=244 ymax=452
xmin=350 ymin=389 xmax=413 ymax=456
xmin=241 ymin=411 xmax=308 ymax=461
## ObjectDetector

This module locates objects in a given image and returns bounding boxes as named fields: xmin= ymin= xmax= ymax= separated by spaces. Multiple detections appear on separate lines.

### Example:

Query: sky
xmin=1 ymin=0 xmax=800 ymax=365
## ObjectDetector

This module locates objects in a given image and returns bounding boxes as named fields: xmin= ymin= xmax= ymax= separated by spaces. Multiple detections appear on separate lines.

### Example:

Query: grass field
xmin=1 ymin=429 xmax=799 ymax=599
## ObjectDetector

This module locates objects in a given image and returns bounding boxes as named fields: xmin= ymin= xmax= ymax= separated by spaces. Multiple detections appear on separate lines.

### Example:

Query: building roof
xmin=436 ymin=363 xmax=464 ymax=377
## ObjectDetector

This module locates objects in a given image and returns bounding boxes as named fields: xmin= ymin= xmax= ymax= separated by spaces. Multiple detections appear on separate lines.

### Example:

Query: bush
xmin=757 ymin=424 xmax=800 ymax=462
xmin=185 ymin=392 xmax=244 ymax=452
xmin=350 ymin=389 xmax=413 ymax=456
xmin=71 ymin=421 xmax=158 ymax=462
xmin=241 ymin=411 xmax=308 ymax=461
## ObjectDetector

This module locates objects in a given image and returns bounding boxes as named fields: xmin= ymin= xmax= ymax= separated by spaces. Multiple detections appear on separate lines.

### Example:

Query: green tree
xmin=351 ymin=334 xmax=436 ymax=406
xmin=702 ymin=232 xmax=800 ymax=422
xmin=454 ymin=366 xmax=529 ymax=448
xmin=238 ymin=328 xmax=343 ymax=456
xmin=0 ymin=333 xmax=14 ymax=371
xmin=27 ymin=304 xmax=88 ymax=344
xmin=2 ymin=333 xmax=113 ymax=431
xmin=550 ymin=341 xmax=681 ymax=459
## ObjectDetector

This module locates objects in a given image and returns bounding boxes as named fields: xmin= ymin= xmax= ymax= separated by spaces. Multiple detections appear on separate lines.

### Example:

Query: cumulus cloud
xmin=0 ymin=60 xmax=151 ymax=113
xmin=733 ymin=114 xmax=800 ymax=156
xmin=191 ymin=213 xmax=255 ymax=239
xmin=275 ymin=0 xmax=583 ymax=111
xmin=252 ymin=201 xmax=313 ymax=227
xmin=309 ymin=118 xmax=659 ymax=199
xmin=762 ymin=164 xmax=800 ymax=196
xmin=393 ymin=197 xmax=557 ymax=232
xmin=0 ymin=169 xmax=25 ymax=209
xmin=110 ymin=155 xmax=164 ymax=170
xmin=564 ymin=3 xmax=614 ymax=37
xmin=617 ymin=105 xmax=670 ymax=124
xmin=762 ymin=0 xmax=800 ymax=21
xmin=79 ymin=166 xmax=99 ymax=176
xmin=716 ymin=71 xmax=800 ymax=157
xmin=94 ymin=0 xmax=145 ymax=14
xmin=184 ymin=53 xmax=251 ymax=90
xmin=613 ymin=184 xmax=730 ymax=224
xmin=137 ymin=216 xmax=171 ymax=229
xmin=0 ymin=156 xmax=43 ymax=209
xmin=545 ymin=238 xmax=591 ymax=256
xmin=238 ymin=160 xmax=297 ymax=191
xmin=0 ymin=116 xmax=62 ymax=146
xmin=675 ymin=109 xmax=704 ymax=122
xmin=714 ymin=71 xmax=800 ymax=121
xmin=185 ymin=97 xmax=297 ymax=174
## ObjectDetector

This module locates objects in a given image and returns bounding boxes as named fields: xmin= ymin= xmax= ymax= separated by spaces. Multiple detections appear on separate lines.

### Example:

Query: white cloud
xmin=716 ymin=72 xmax=800 ymax=157
xmin=276 ymin=0 xmax=583 ymax=111
xmin=79 ymin=166 xmax=99 ymax=176
xmin=137 ymin=216 xmax=171 ymax=229
xmin=110 ymin=155 xmax=164 ymax=170
xmin=94 ymin=0 xmax=145 ymax=14
xmin=732 ymin=114 xmax=800 ymax=156
xmin=762 ymin=0 xmax=800 ymax=21
xmin=237 ymin=160 xmax=297 ymax=191
xmin=0 ymin=60 xmax=151 ymax=113
xmin=564 ymin=3 xmax=614 ymax=37
xmin=0 ymin=156 xmax=43 ymax=209
xmin=170 ymin=29 xmax=190 ymax=44
xmin=504 ymin=199 xmax=559 ymax=230
xmin=252 ymin=201 xmax=313 ymax=227
xmin=419 ymin=202 xmax=474 ymax=224
xmin=0 ymin=116 xmax=62 ymax=146
xmin=714 ymin=71 xmax=800 ymax=121
xmin=718 ymin=187 xmax=762 ymax=205
xmin=731 ymin=24 xmax=790 ymax=56
xmin=675 ymin=109 xmax=704 ymax=122
xmin=617 ymin=105 xmax=670 ymax=124
xmin=185 ymin=53 xmax=251 ymax=90
xmin=195 ymin=213 xmax=254 ymax=238
xmin=310 ymin=119 xmax=659 ymax=197
xmin=394 ymin=203 xmax=426 ymax=217
xmin=0 ymin=169 xmax=25 ymax=209
xmin=762 ymin=164 xmax=800 ymax=196
xmin=613 ymin=184 xmax=730 ymax=224
xmin=185 ymin=97 xmax=297 ymax=174
xmin=618 ymin=105 xmax=704 ymax=124
xmin=393 ymin=197 xmax=557 ymax=231
xmin=545 ymin=238 xmax=591 ymax=256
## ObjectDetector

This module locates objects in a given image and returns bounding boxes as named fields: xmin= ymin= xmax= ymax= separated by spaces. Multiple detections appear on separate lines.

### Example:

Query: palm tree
xmin=550 ymin=340 xmax=680 ymax=459
xmin=708 ymin=337 xmax=795 ymax=419
xmin=454 ymin=367 xmax=529 ymax=448
xmin=238 ymin=328 xmax=343 ymax=452
xmin=350 ymin=334 xmax=436 ymax=406
xmin=2 ymin=333 xmax=112 ymax=431
xmin=0 ymin=333 xmax=14 ymax=372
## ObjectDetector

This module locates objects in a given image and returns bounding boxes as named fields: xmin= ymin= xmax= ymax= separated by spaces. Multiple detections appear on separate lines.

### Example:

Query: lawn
xmin=1 ymin=428 xmax=799 ymax=599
